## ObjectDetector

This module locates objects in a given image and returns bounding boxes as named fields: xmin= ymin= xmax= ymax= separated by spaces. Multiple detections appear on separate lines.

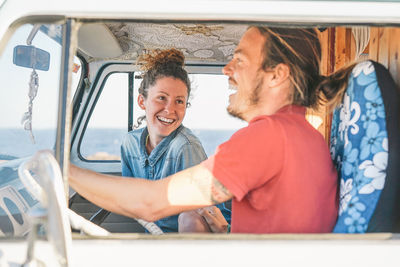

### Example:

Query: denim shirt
xmin=121 ymin=125 xmax=231 ymax=232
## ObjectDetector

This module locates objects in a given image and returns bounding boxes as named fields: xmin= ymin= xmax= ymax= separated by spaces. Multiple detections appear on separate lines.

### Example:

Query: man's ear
xmin=137 ymin=94 xmax=146 ymax=110
xmin=269 ymin=63 xmax=290 ymax=87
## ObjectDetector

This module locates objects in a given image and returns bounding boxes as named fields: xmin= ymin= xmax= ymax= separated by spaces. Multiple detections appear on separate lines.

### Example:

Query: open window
xmin=80 ymin=72 xmax=129 ymax=161
xmin=0 ymin=23 xmax=64 ymax=237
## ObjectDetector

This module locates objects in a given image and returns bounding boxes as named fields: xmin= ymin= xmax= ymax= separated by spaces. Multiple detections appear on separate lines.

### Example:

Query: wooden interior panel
xmin=334 ymin=27 xmax=349 ymax=70
xmin=388 ymin=28 xmax=400 ymax=87
xmin=350 ymin=29 xmax=356 ymax=61
xmin=369 ymin=27 xmax=379 ymax=62
xmin=378 ymin=28 xmax=390 ymax=68
xmin=369 ymin=27 xmax=400 ymax=88
xmin=309 ymin=26 xmax=399 ymax=143
xmin=306 ymin=28 xmax=335 ymax=141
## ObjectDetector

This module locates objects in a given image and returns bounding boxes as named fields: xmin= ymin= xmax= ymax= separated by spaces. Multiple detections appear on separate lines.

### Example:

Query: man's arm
xmin=69 ymin=163 xmax=233 ymax=222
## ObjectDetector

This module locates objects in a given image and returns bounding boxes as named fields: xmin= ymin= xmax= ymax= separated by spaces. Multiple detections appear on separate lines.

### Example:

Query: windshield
xmin=0 ymin=23 xmax=63 ymax=237
xmin=0 ymin=24 xmax=62 ymax=160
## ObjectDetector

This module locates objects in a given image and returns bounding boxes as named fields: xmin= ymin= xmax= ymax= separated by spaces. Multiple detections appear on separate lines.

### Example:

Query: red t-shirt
xmin=203 ymin=105 xmax=338 ymax=233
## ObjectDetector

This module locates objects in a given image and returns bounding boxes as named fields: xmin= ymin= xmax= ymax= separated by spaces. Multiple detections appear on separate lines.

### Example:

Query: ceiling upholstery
xmin=42 ymin=22 xmax=248 ymax=64
xmin=104 ymin=23 xmax=248 ymax=64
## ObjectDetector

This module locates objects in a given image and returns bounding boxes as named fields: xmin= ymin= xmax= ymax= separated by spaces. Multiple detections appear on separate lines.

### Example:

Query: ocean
xmin=0 ymin=128 xmax=238 ymax=160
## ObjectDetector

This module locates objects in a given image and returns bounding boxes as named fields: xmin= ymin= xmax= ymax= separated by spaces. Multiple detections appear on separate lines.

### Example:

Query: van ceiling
xmin=77 ymin=23 xmax=248 ymax=64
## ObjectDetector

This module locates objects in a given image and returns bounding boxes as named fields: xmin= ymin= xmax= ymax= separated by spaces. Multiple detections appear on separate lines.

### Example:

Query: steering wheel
xmin=18 ymin=151 xmax=73 ymax=266
xmin=19 ymin=151 xmax=163 ymax=236
xmin=18 ymin=151 xmax=111 ymax=241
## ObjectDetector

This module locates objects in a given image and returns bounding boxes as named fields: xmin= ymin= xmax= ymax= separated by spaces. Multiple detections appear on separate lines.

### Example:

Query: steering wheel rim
xmin=18 ymin=151 xmax=72 ymax=265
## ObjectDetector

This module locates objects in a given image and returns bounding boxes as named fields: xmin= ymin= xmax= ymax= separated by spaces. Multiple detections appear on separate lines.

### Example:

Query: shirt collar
xmin=139 ymin=125 xmax=183 ymax=167
xmin=276 ymin=104 xmax=306 ymax=115
xmin=249 ymin=104 xmax=306 ymax=123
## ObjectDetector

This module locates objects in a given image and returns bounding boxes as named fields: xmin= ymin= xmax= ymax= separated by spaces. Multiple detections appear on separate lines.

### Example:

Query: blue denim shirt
xmin=121 ymin=125 xmax=231 ymax=232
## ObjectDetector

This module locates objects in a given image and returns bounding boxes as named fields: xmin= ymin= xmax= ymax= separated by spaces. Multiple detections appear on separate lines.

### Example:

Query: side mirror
xmin=13 ymin=45 xmax=50 ymax=71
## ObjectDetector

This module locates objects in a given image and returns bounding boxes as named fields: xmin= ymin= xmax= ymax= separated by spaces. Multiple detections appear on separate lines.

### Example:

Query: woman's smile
xmin=138 ymin=76 xmax=188 ymax=146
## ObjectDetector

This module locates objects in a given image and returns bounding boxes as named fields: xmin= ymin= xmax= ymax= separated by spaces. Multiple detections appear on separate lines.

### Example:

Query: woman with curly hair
xmin=120 ymin=48 xmax=230 ymax=233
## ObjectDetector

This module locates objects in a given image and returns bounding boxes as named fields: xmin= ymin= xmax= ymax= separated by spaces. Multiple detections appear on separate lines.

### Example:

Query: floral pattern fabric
xmin=331 ymin=61 xmax=388 ymax=233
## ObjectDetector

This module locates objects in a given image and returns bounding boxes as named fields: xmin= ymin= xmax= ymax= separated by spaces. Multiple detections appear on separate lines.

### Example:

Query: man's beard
xmin=227 ymin=72 xmax=264 ymax=120
xmin=227 ymin=105 xmax=245 ymax=120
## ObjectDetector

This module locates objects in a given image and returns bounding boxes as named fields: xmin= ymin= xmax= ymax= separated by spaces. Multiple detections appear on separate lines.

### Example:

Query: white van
xmin=1 ymin=0 xmax=400 ymax=266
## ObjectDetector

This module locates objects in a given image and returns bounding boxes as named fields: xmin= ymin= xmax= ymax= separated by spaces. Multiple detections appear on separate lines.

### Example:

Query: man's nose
xmin=222 ymin=61 xmax=233 ymax=76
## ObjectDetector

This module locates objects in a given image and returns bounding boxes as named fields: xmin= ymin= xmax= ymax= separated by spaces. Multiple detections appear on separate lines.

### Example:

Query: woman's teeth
xmin=157 ymin=116 xmax=174 ymax=124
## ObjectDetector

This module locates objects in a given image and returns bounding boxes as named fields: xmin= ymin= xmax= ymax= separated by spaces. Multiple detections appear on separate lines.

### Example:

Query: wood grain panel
xmin=308 ymin=28 xmax=335 ymax=141
xmin=378 ymin=28 xmax=390 ymax=68
xmin=388 ymin=28 xmax=400 ymax=87
xmin=369 ymin=27 xmax=379 ymax=62
xmin=335 ymin=27 xmax=348 ymax=70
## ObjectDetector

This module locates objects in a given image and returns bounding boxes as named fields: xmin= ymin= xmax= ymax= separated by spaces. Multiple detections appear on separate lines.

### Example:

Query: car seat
xmin=330 ymin=60 xmax=400 ymax=233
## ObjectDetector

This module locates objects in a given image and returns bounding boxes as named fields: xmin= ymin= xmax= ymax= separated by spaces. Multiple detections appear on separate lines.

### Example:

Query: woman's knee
xmin=178 ymin=210 xmax=211 ymax=233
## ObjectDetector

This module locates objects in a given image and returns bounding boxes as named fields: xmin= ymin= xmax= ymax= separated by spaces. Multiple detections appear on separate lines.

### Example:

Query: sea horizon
xmin=0 ymin=127 xmax=238 ymax=161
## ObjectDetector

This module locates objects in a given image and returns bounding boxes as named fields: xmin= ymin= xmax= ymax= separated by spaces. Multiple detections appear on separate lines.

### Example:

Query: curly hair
xmin=134 ymin=48 xmax=191 ymax=128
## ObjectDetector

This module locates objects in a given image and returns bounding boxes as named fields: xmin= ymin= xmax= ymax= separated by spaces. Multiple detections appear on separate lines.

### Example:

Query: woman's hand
xmin=196 ymin=206 xmax=228 ymax=233
xmin=178 ymin=206 xmax=229 ymax=233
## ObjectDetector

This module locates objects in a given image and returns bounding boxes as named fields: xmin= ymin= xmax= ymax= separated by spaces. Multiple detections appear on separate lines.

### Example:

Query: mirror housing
xmin=13 ymin=45 xmax=50 ymax=71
